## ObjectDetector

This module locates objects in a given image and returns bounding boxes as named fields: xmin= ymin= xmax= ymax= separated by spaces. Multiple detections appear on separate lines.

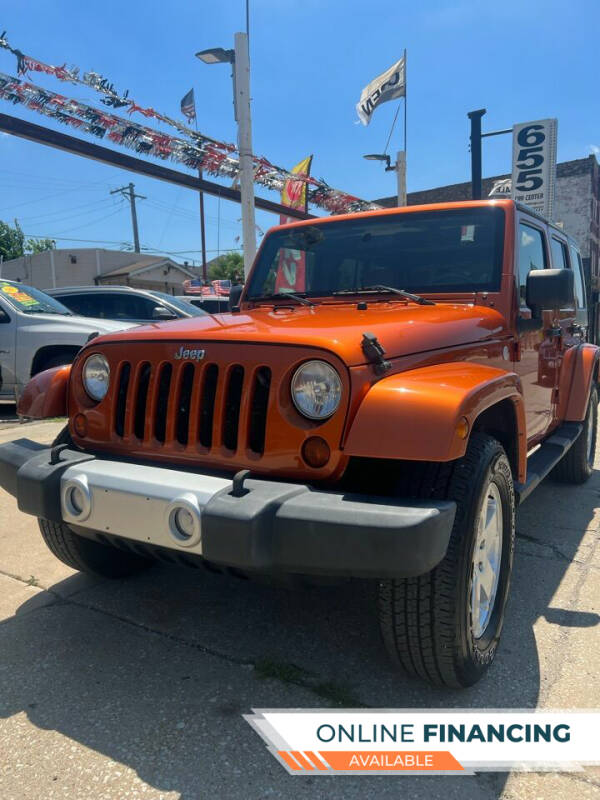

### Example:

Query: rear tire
xmin=378 ymin=434 xmax=516 ymax=688
xmin=552 ymin=387 xmax=597 ymax=484
xmin=38 ymin=519 xmax=151 ymax=579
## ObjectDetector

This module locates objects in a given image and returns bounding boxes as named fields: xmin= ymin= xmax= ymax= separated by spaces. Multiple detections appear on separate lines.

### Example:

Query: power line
xmin=22 ymin=233 xmax=132 ymax=246
xmin=17 ymin=196 xmax=115 ymax=224
xmin=22 ymin=204 xmax=126 ymax=237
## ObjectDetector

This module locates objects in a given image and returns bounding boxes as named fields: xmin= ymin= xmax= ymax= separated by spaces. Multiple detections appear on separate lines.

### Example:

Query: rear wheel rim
xmin=470 ymin=480 xmax=503 ymax=639
xmin=586 ymin=407 xmax=594 ymax=466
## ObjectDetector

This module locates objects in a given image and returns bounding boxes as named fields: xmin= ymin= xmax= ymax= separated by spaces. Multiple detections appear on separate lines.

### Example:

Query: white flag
xmin=356 ymin=56 xmax=406 ymax=126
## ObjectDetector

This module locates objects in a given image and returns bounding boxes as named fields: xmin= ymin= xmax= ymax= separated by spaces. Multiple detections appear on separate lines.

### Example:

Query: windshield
xmin=0 ymin=281 xmax=73 ymax=315
xmin=247 ymin=206 xmax=505 ymax=299
xmin=150 ymin=291 xmax=208 ymax=317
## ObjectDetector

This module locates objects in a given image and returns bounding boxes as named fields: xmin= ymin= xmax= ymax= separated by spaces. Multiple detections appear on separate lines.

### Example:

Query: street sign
xmin=488 ymin=178 xmax=512 ymax=198
xmin=511 ymin=119 xmax=557 ymax=219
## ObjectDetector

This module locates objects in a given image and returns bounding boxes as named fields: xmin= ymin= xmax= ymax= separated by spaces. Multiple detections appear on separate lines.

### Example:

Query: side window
xmin=518 ymin=223 xmax=546 ymax=304
xmin=56 ymin=293 xmax=95 ymax=317
xmin=569 ymin=244 xmax=586 ymax=312
xmin=550 ymin=237 xmax=568 ymax=269
xmin=80 ymin=294 xmax=114 ymax=319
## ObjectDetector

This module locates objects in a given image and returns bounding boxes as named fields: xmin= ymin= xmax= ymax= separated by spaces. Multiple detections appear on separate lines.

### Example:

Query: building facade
xmin=376 ymin=155 xmax=600 ymax=298
xmin=0 ymin=248 xmax=196 ymax=294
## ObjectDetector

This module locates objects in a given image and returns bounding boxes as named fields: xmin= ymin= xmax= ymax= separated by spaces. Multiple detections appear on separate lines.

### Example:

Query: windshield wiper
xmin=22 ymin=308 xmax=69 ymax=315
xmin=250 ymin=291 xmax=315 ymax=307
xmin=332 ymin=285 xmax=435 ymax=305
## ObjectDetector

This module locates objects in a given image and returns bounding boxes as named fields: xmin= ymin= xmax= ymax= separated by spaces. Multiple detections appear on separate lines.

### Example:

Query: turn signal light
xmin=456 ymin=416 xmax=469 ymax=440
xmin=302 ymin=436 xmax=331 ymax=468
xmin=73 ymin=413 xmax=88 ymax=437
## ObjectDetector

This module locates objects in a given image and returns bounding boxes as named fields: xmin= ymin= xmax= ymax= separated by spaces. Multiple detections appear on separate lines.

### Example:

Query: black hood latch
xmin=361 ymin=332 xmax=391 ymax=376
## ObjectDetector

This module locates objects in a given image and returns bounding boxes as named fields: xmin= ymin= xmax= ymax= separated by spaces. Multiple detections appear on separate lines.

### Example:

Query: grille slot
xmin=176 ymin=363 xmax=195 ymax=445
xmin=199 ymin=364 xmax=218 ymax=448
xmin=154 ymin=363 xmax=172 ymax=443
xmin=134 ymin=362 xmax=151 ymax=440
xmin=223 ymin=365 xmax=244 ymax=451
xmin=248 ymin=367 xmax=271 ymax=454
xmin=114 ymin=363 xmax=131 ymax=437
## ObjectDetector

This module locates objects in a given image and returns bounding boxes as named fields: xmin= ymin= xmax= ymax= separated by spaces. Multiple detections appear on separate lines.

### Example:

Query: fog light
xmin=69 ymin=486 xmax=86 ymax=515
xmin=302 ymin=436 xmax=331 ymax=468
xmin=165 ymin=494 xmax=202 ymax=548
xmin=174 ymin=508 xmax=195 ymax=540
xmin=63 ymin=477 xmax=91 ymax=521
xmin=73 ymin=413 xmax=87 ymax=437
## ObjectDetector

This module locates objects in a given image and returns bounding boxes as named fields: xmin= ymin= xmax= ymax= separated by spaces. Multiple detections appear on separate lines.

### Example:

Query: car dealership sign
xmin=511 ymin=118 xmax=558 ymax=219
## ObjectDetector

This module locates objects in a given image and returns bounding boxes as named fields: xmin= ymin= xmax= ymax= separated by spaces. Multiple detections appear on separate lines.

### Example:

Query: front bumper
xmin=0 ymin=439 xmax=456 ymax=579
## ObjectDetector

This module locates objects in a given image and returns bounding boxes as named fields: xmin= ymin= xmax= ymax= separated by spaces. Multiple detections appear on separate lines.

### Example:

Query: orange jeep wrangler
xmin=0 ymin=198 xmax=597 ymax=689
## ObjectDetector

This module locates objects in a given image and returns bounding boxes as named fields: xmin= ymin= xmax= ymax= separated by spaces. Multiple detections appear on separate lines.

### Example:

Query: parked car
xmin=1 ymin=199 xmax=596 ymax=689
xmin=48 ymin=285 xmax=209 ymax=324
xmin=176 ymin=295 xmax=230 ymax=314
xmin=0 ymin=279 xmax=133 ymax=403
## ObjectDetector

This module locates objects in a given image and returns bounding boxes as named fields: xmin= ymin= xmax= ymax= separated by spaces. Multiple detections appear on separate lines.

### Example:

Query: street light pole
xmin=233 ymin=32 xmax=256 ymax=278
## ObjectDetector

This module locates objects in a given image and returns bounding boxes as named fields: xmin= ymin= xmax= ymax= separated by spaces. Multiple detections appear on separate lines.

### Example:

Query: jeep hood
xmin=92 ymin=302 xmax=508 ymax=365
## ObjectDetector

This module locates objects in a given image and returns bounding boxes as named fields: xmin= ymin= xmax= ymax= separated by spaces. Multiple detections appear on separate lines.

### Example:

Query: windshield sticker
xmin=14 ymin=292 xmax=39 ymax=306
xmin=0 ymin=283 xmax=43 ymax=309
xmin=461 ymin=225 xmax=475 ymax=243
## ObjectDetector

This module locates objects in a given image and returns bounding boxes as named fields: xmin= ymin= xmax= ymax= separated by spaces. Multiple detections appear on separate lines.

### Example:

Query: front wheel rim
xmin=470 ymin=480 xmax=503 ymax=639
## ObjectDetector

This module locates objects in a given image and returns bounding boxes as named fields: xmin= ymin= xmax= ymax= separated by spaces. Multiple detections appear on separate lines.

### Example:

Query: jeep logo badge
xmin=174 ymin=346 xmax=205 ymax=362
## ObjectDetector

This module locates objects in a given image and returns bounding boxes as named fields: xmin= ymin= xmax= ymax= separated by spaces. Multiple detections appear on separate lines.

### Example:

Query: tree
xmin=0 ymin=220 xmax=55 ymax=261
xmin=0 ymin=220 xmax=24 ymax=261
xmin=26 ymin=236 xmax=55 ymax=254
xmin=207 ymin=251 xmax=244 ymax=283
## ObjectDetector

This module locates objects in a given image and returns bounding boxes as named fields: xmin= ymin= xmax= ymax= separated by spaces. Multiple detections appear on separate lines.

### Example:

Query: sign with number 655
xmin=511 ymin=118 xmax=557 ymax=220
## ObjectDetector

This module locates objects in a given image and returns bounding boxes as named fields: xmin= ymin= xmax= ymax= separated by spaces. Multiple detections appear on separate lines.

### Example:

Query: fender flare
xmin=344 ymin=362 xmax=526 ymax=481
xmin=17 ymin=365 xmax=71 ymax=419
xmin=558 ymin=343 xmax=600 ymax=422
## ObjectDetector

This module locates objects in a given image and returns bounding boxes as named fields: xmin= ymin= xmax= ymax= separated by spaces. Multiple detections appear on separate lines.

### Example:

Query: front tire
xmin=39 ymin=519 xmax=151 ymax=579
xmin=379 ymin=434 xmax=516 ymax=688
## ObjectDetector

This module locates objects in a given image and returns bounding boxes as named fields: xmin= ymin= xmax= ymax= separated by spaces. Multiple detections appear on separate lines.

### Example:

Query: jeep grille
xmin=112 ymin=359 xmax=271 ymax=455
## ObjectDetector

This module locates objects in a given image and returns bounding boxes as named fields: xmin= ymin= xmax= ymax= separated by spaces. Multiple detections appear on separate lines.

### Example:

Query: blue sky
xmin=1 ymin=0 xmax=599 ymax=267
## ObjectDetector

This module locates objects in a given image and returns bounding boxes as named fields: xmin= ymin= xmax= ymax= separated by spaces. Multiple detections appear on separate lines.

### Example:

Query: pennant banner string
xmin=0 ymin=72 xmax=377 ymax=214
xmin=0 ymin=31 xmax=379 ymax=214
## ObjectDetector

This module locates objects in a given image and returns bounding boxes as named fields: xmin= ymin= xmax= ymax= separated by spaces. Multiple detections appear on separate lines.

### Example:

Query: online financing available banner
xmin=245 ymin=709 xmax=600 ymax=776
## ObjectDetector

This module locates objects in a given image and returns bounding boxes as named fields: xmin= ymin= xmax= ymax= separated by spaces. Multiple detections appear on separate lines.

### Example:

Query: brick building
xmin=375 ymin=155 xmax=600 ymax=298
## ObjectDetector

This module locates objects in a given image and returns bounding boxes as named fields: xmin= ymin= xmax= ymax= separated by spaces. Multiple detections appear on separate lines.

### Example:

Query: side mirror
xmin=152 ymin=306 xmax=177 ymax=321
xmin=0 ymin=307 xmax=10 ymax=324
xmin=526 ymin=268 xmax=574 ymax=317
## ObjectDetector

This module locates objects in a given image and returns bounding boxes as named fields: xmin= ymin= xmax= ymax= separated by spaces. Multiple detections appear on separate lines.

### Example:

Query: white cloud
xmin=589 ymin=145 xmax=600 ymax=156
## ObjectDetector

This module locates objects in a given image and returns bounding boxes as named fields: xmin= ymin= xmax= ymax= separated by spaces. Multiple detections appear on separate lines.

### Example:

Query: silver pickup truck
xmin=0 ymin=279 xmax=132 ymax=403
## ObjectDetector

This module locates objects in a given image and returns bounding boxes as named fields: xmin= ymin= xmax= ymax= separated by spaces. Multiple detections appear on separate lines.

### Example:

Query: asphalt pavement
xmin=0 ymin=419 xmax=598 ymax=799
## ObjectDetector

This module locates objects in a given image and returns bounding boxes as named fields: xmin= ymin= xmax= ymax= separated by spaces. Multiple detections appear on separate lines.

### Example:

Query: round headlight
xmin=291 ymin=360 xmax=341 ymax=420
xmin=83 ymin=354 xmax=110 ymax=402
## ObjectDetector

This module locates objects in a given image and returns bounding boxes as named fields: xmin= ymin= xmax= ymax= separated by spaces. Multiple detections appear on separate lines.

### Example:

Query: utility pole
xmin=110 ymin=182 xmax=146 ymax=252
xmin=233 ymin=32 xmax=256 ymax=278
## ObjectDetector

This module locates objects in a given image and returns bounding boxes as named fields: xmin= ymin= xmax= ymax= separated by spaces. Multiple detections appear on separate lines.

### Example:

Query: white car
xmin=0 ymin=279 xmax=133 ymax=403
